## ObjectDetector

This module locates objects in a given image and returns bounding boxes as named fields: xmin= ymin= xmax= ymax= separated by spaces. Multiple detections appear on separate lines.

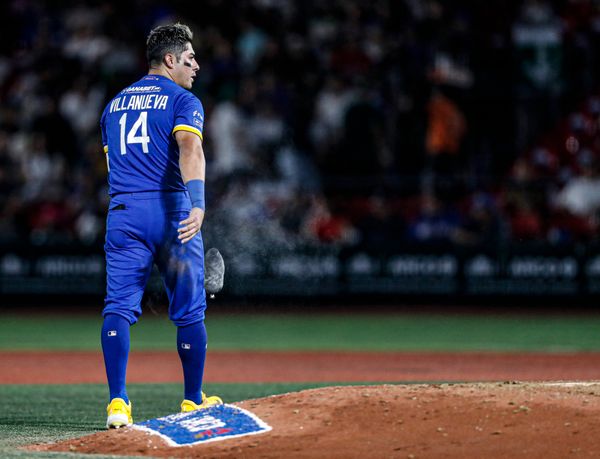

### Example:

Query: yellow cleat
xmin=181 ymin=392 xmax=223 ymax=412
xmin=106 ymin=398 xmax=133 ymax=429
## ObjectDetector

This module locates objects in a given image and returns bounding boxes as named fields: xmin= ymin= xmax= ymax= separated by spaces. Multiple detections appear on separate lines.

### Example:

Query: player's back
xmin=101 ymin=74 xmax=204 ymax=196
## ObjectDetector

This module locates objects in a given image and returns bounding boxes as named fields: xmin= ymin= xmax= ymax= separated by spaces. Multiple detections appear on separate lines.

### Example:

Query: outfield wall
xmin=2 ymin=242 xmax=600 ymax=298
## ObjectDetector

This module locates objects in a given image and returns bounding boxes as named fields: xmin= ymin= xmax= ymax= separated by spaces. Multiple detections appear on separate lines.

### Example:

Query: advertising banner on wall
xmin=0 ymin=250 xmax=104 ymax=295
xmin=464 ymin=253 xmax=579 ymax=295
xmin=346 ymin=252 xmax=458 ymax=294
xmin=1 ymin=243 xmax=599 ymax=298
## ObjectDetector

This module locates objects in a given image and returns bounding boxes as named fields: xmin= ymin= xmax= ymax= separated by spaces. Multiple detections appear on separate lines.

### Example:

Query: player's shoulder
xmin=174 ymin=85 xmax=201 ymax=103
xmin=173 ymin=87 xmax=203 ymax=114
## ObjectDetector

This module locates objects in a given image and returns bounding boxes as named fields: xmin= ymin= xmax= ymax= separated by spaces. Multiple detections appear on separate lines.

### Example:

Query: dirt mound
xmin=28 ymin=383 xmax=600 ymax=458
xmin=7 ymin=351 xmax=600 ymax=384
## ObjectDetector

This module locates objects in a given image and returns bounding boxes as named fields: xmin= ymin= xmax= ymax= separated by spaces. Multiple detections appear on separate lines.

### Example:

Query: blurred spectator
xmin=508 ymin=199 xmax=545 ymax=241
xmin=554 ymin=151 xmax=600 ymax=218
xmin=302 ymin=194 xmax=358 ymax=246
xmin=426 ymin=92 xmax=466 ymax=156
xmin=548 ymin=151 xmax=600 ymax=241
xmin=355 ymin=195 xmax=405 ymax=250
xmin=75 ymin=209 xmax=103 ymax=244
xmin=454 ymin=193 xmax=509 ymax=246
xmin=63 ymin=24 xmax=111 ymax=67
xmin=407 ymin=192 xmax=462 ymax=244
xmin=1 ymin=0 xmax=600 ymax=250
xmin=26 ymin=187 xmax=74 ymax=244
xmin=329 ymin=35 xmax=372 ymax=78
xmin=59 ymin=76 xmax=105 ymax=139
xmin=513 ymin=0 xmax=563 ymax=150
xmin=20 ymin=133 xmax=65 ymax=201
xmin=247 ymin=99 xmax=285 ymax=175
xmin=339 ymin=84 xmax=392 ymax=177
xmin=0 ymin=130 xmax=23 ymax=241
xmin=503 ymin=157 xmax=548 ymax=220
xmin=237 ymin=20 xmax=268 ymax=73
xmin=207 ymin=96 xmax=251 ymax=177
xmin=310 ymin=76 xmax=355 ymax=156
xmin=31 ymin=98 xmax=77 ymax=163
xmin=0 ymin=130 xmax=22 ymax=198
xmin=274 ymin=143 xmax=321 ymax=192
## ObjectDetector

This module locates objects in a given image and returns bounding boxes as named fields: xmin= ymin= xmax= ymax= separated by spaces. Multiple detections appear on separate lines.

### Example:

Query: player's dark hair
xmin=146 ymin=23 xmax=193 ymax=67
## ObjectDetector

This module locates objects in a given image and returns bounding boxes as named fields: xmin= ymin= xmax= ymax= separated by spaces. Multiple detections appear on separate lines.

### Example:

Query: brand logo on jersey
xmin=122 ymin=85 xmax=162 ymax=94
xmin=181 ymin=343 xmax=191 ymax=349
xmin=108 ymin=330 xmax=117 ymax=337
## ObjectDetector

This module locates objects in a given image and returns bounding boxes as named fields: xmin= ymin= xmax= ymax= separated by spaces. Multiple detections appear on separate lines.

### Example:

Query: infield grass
xmin=2 ymin=312 xmax=600 ymax=351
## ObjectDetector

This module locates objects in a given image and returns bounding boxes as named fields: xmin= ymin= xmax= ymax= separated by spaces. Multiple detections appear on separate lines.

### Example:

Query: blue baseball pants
xmin=103 ymin=190 xmax=206 ymax=326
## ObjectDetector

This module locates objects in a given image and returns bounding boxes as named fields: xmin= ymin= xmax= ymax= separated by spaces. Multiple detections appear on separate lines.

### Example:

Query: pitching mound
xmin=28 ymin=383 xmax=600 ymax=458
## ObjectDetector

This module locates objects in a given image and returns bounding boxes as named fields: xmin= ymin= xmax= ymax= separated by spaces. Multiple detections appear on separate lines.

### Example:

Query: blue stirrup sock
xmin=101 ymin=314 xmax=131 ymax=404
xmin=177 ymin=321 xmax=207 ymax=404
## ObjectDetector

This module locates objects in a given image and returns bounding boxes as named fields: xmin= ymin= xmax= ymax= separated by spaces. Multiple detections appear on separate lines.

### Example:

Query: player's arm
xmin=100 ymin=107 xmax=110 ymax=172
xmin=176 ymin=130 xmax=206 ymax=243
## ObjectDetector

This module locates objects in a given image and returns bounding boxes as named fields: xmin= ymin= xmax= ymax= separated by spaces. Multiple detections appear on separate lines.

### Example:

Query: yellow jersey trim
xmin=172 ymin=125 xmax=203 ymax=141
xmin=103 ymin=145 xmax=109 ymax=153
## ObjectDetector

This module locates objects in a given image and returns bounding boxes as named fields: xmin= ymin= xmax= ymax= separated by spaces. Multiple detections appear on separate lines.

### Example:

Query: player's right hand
xmin=178 ymin=207 xmax=205 ymax=243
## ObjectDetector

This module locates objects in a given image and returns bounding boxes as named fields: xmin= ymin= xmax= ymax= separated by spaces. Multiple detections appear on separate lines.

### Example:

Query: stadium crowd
xmin=1 ymin=0 xmax=600 ymax=251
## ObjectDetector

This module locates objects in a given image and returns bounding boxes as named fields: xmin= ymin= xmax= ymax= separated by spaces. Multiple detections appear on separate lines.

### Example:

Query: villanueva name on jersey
xmin=109 ymin=94 xmax=169 ymax=113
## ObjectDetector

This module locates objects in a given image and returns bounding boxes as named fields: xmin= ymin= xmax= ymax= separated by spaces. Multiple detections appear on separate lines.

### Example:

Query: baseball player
xmin=100 ymin=23 xmax=221 ymax=429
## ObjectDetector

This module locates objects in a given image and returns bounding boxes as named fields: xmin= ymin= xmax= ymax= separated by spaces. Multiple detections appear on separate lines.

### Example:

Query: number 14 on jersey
xmin=119 ymin=111 xmax=150 ymax=155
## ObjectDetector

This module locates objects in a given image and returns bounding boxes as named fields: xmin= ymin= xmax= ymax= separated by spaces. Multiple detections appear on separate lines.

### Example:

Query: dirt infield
xmin=5 ymin=350 xmax=600 ymax=383
xmin=29 ymin=383 xmax=600 ymax=458
xmin=6 ymin=350 xmax=600 ymax=457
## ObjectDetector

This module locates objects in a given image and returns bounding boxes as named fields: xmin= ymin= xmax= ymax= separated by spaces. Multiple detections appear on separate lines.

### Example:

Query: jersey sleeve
xmin=172 ymin=92 xmax=204 ymax=141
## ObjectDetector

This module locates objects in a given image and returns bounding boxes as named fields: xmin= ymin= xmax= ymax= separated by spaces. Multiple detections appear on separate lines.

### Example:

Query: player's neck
xmin=148 ymin=67 xmax=174 ymax=82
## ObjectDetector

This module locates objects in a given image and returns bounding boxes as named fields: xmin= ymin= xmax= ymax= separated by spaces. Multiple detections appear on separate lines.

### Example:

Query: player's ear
xmin=164 ymin=53 xmax=176 ymax=69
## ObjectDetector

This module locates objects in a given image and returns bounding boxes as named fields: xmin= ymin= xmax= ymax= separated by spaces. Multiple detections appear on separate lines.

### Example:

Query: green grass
xmin=0 ymin=382 xmax=337 ymax=459
xmin=2 ymin=313 xmax=600 ymax=351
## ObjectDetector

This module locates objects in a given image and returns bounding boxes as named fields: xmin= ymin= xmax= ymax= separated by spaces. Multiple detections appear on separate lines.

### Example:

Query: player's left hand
xmin=178 ymin=207 xmax=205 ymax=243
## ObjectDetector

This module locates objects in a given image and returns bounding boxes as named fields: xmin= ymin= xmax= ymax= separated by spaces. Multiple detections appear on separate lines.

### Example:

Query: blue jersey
xmin=101 ymin=74 xmax=204 ymax=196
